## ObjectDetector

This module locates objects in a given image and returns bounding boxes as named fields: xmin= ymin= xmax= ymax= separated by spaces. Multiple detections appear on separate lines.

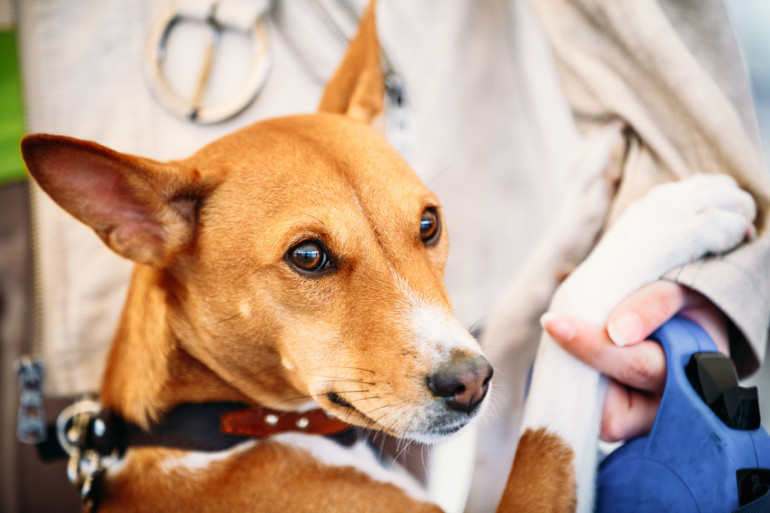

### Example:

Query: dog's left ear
xmin=318 ymin=0 xmax=384 ymax=123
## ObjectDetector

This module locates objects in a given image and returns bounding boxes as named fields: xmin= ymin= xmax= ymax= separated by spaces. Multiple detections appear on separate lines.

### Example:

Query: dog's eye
xmin=420 ymin=208 xmax=441 ymax=245
xmin=288 ymin=240 xmax=329 ymax=272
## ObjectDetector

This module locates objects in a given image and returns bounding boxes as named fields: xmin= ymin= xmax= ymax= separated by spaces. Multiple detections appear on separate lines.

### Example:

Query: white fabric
xmin=177 ymin=0 xmax=216 ymax=21
xmin=217 ymin=0 xmax=269 ymax=32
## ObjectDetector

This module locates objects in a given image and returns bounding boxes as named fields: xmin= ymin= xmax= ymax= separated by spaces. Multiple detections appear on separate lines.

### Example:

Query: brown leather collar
xmin=37 ymin=401 xmax=357 ymax=464
xmin=221 ymin=404 xmax=353 ymax=438
xmin=34 ymin=400 xmax=357 ymax=513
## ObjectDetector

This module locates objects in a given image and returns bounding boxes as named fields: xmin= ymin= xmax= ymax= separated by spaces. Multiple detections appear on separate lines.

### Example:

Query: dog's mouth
xmin=327 ymin=392 xmax=355 ymax=410
xmin=326 ymin=391 xmax=381 ymax=428
xmin=325 ymin=391 xmax=476 ymax=443
xmin=400 ymin=417 xmax=471 ymax=444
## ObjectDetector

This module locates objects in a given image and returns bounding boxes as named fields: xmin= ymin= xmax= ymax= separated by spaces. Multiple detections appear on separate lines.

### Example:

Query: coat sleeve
xmin=525 ymin=0 xmax=770 ymax=375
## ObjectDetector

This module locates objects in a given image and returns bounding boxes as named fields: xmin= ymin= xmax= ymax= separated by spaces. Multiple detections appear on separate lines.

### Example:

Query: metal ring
xmin=56 ymin=397 xmax=101 ymax=457
xmin=145 ymin=2 xmax=272 ymax=124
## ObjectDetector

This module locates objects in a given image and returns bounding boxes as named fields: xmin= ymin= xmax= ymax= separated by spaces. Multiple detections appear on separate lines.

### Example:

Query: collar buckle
xmin=56 ymin=396 xmax=118 ymax=512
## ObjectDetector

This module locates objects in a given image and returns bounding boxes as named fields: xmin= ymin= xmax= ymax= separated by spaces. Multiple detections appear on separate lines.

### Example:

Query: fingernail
xmin=540 ymin=312 xmax=575 ymax=342
xmin=608 ymin=312 xmax=643 ymax=347
xmin=539 ymin=312 xmax=556 ymax=329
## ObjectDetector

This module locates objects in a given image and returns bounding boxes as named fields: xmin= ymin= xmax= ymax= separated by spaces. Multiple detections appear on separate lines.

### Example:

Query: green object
xmin=0 ymin=30 xmax=26 ymax=184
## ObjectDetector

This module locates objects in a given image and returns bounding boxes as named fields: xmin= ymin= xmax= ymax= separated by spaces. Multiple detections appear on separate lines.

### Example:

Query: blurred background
xmin=726 ymin=0 xmax=770 ymax=427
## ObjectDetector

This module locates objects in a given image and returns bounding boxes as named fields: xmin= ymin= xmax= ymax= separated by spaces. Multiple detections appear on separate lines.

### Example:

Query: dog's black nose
xmin=427 ymin=354 xmax=493 ymax=415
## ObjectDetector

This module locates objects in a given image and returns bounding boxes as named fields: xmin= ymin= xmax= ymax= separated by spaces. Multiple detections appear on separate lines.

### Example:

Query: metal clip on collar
xmin=15 ymin=356 xmax=47 ymax=444
xmin=56 ymin=396 xmax=117 ymax=511
xmin=145 ymin=0 xmax=272 ymax=124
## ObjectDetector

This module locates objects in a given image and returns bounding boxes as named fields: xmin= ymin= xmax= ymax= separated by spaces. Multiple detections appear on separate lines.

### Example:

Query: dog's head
xmin=22 ymin=1 xmax=491 ymax=443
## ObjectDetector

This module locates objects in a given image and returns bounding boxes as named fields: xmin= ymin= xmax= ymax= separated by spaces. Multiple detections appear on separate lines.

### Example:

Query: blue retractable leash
xmin=597 ymin=315 xmax=770 ymax=512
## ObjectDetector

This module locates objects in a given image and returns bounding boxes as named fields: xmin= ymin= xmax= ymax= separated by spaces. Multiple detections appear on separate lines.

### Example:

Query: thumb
xmin=606 ymin=281 xmax=690 ymax=347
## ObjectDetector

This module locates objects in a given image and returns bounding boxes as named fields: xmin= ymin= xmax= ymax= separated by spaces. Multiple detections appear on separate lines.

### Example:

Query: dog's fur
xmin=23 ymin=1 xmax=757 ymax=511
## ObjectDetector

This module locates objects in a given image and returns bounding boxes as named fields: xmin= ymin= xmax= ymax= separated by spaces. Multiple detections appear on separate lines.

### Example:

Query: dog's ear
xmin=22 ymin=134 xmax=217 ymax=267
xmin=318 ymin=0 xmax=384 ymax=123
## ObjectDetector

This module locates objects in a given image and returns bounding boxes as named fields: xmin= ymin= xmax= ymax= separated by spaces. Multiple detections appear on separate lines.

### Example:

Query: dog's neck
xmin=99 ymin=265 xmax=261 ymax=428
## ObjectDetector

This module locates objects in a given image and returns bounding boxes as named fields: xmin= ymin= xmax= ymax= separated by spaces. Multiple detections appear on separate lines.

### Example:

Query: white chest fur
xmin=108 ymin=434 xmax=430 ymax=504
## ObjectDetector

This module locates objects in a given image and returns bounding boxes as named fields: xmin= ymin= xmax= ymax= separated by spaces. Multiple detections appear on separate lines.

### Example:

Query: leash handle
xmin=597 ymin=315 xmax=770 ymax=512
xmin=649 ymin=316 xmax=760 ymax=436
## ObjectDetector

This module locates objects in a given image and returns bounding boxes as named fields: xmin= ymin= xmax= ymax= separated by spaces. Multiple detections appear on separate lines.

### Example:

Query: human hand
xmin=540 ymin=280 xmax=728 ymax=442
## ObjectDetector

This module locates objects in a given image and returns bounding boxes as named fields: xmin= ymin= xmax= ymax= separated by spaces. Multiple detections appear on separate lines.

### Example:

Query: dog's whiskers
xmin=346 ymin=394 xmax=386 ymax=404
xmin=394 ymin=438 xmax=415 ymax=464
xmin=326 ymin=365 xmax=376 ymax=375
xmin=178 ymin=313 xmax=240 ymax=331
xmin=223 ymin=364 xmax=283 ymax=387
xmin=367 ymin=412 xmax=389 ymax=431
xmin=308 ymin=375 xmax=376 ymax=386
xmin=269 ymin=392 xmax=332 ymax=408
xmin=362 ymin=395 xmax=408 ymax=425
xmin=327 ymin=389 xmax=371 ymax=396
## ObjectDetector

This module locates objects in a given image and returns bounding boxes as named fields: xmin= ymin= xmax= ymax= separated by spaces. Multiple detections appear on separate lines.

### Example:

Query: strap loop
xmin=145 ymin=0 xmax=272 ymax=124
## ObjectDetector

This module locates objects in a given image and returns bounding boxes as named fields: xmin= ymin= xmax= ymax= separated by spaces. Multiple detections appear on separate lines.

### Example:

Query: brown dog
xmin=22 ymin=2 xmax=492 ymax=512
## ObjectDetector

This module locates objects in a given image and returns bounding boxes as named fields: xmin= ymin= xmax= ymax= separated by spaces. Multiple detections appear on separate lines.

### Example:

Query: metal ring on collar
xmin=56 ymin=396 xmax=101 ymax=458
xmin=144 ymin=0 xmax=272 ymax=124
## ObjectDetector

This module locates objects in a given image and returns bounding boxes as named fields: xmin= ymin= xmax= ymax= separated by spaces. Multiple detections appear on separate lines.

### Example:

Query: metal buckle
xmin=56 ymin=396 xmax=117 ymax=509
xmin=145 ymin=0 xmax=272 ymax=124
